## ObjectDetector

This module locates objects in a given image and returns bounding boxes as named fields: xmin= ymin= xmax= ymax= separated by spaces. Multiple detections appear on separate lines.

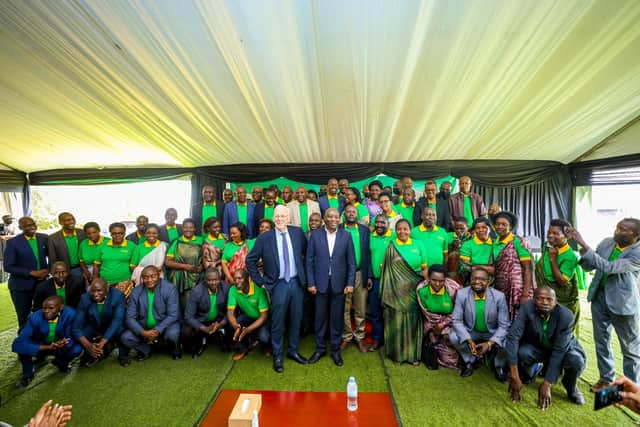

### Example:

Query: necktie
xmin=281 ymin=232 xmax=291 ymax=281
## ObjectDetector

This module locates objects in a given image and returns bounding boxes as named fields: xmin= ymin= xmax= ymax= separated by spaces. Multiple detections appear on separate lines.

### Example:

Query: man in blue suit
xmin=318 ymin=178 xmax=346 ymax=217
xmin=73 ymin=278 xmax=126 ymax=368
xmin=306 ymin=208 xmax=356 ymax=366
xmin=246 ymin=205 xmax=308 ymax=373
xmin=120 ymin=266 xmax=181 ymax=366
xmin=12 ymin=296 xmax=81 ymax=387
xmin=4 ymin=216 xmax=49 ymax=332
xmin=223 ymin=185 xmax=256 ymax=238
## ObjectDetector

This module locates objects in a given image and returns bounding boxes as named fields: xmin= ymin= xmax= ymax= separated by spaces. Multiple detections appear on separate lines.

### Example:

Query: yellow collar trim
xmin=238 ymin=280 xmax=255 ymax=296
xmin=499 ymin=233 xmax=514 ymax=244
xmin=181 ymin=235 xmax=196 ymax=242
xmin=237 ymin=202 xmax=247 ymax=206
xmin=25 ymin=235 xmax=37 ymax=240
xmin=166 ymin=224 xmax=176 ymax=229
xmin=107 ymin=240 xmax=128 ymax=247
xmin=615 ymin=244 xmax=630 ymax=252
xmin=88 ymin=236 xmax=105 ymax=246
xmin=387 ymin=210 xmax=397 ymax=218
xmin=419 ymin=224 xmax=439 ymax=232
xmin=63 ymin=230 xmax=77 ymax=237
xmin=328 ymin=194 xmax=338 ymax=200
xmin=203 ymin=201 xmax=216 ymax=206
xmin=353 ymin=201 xmax=361 ymax=207
xmin=401 ymin=202 xmax=415 ymax=208
xmin=144 ymin=240 xmax=161 ymax=248
xmin=473 ymin=292 xmax=486 ymax=301
xmin=54 ymin=283 xmax=65 ymax=289
xmin=557 ymin=243 xmax=571 ymax=254
xmin=374 ymin=229 xmax=392 ymax=237
xmin=473 ymin=235 xmax=492 ymax=245
xmin=395 ymin=237 xmax=412 ymax=246
xmin=208 ymin=233 xmax=224 ymax=240
xmin=430 ymin=286 xmax=446 ymax=295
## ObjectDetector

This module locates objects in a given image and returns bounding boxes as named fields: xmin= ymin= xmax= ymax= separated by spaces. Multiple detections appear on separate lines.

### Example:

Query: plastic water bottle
xmin=347 ymin=376 xmax=358 ymax=411
xmin=251 ymin=410 xmax=259 ymax=427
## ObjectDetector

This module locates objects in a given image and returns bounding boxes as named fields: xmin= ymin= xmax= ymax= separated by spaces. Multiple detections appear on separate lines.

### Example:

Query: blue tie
xmin=281 ymin=232 xmax=291 ymax=282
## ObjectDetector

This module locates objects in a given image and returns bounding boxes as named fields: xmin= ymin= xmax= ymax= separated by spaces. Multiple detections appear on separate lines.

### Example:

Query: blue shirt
xmin=276 ymin=229 xmax=297 ymax=280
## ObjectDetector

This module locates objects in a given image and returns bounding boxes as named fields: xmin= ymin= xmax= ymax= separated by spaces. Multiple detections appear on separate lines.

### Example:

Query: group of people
xmin=3 ymin=176 xmax=640 ymax=411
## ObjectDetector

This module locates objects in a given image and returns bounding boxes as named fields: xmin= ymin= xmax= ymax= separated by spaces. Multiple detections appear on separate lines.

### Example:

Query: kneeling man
xmin=507 ymin=287 xmax=586 ymax=409
xmin=120 ymin=266 xmax=180 ymax=365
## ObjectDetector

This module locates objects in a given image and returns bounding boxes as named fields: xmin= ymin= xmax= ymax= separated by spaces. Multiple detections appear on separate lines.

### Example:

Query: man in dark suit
xmin=182 ymin=268 xmax=230 ymax=357
xmin=120 ymin=266 xmax=181 ymax=365
xmin=47 ymin=212 xmax=86 ymax=279
xmin=4 ymin=216 xmax=49 ymax=332
xmin=13 ymin=296 xmax=80 ymax=387
xmin=192 ymin=185 xmax=225 ymax=235
xmin=246 ymin=205 xmax=308 ymax=373
xmin=306 ymin=208 xmax=356 ymax=366
xmin=223 ymin=185 xmax=256 ymax=238
xmin=252 ymin=188 xmax=279 ymax=232
xmin=73 ymin=278 xmax=126 ymax=367
xmin=415 ymin=180 xmax=451 ymax=231
xmin=340 ymin=204 xmax=372 ymax=353
xmin=33 ymin=261 xmax=84 ymax=310
xmin=506 ymin=287 xmax=585 ymax=409
xmin=126 ymin=215 xmax=149 ymax=245
xmin=158 ymin=208 xmax=183 ymax=243
xmin=318 ymin=178 xmax=346 ymax=216
xmin=448 ymin=176 xmax=487 ymax=228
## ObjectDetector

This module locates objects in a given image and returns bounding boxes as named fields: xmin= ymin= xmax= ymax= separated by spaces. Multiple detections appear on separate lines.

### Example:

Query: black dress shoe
xmin=192 ymin=345 xmax=206 ymax=359
xmin=331 ymin=352 xmax=343 ymax=367
xmin=273 ymin=358 xmax=284 ymax=373
xmin=567 ymin=386 xmax=585 ymax=405
xmin=51 ymin=359 xmax=71 ymax=373
xmin=460 ymin=362 xmax=474 ymax=377
xmin=494 ymin=367 xmax=508 ymax=383
xmin=172 ymin=351 xmax=183 ymax=361
xmin=286 ymin=352 xmax=308 ymax=365
xmin=135 ymin=352 xmax=151 ymax=362
xmin=16 ymin=376 xmax=34 ymax=388
xmin=308 ymin=351 xmax=326 ymax=364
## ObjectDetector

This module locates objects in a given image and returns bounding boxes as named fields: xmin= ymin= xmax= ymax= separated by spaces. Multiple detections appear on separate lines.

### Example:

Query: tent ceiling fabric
xmin=1 ymin=0 xmax=640 ymax=173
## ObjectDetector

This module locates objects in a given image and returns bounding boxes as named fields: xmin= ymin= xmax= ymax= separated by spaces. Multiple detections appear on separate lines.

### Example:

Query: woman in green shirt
xmin=165 ymin=218 xmax=204 ymax=309
xmin=130 ymin=224 xmax=168 ymax=285
xmin=459 ymin=217 xmax=495 ymax=284
xmin=379 ymin=219 xmax=428 ymax=364
xmin=202 ymin=217 xmax=226 ymax=272
xmin=79 ymin=221 xmax=110 ymax=286
xmin=221 ymin=222 xmax=250 ymax=283
xmin=417 ymin=264 xmax=462 ymax=370
xmin=94 ymin=222 xmax=136 ymax=298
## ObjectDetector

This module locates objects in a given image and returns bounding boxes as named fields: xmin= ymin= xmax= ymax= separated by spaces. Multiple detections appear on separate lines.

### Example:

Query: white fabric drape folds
xmin=1 ymin=0 xmax=639 ymax=173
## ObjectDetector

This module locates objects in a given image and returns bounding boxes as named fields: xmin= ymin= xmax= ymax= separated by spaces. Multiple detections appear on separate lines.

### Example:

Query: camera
xmin=594 ymin=383 xmax=623 ymax=410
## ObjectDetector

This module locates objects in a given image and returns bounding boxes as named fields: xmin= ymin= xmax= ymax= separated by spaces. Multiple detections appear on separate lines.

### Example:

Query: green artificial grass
xmin=0 ymin=282 xmax=16 ymax=332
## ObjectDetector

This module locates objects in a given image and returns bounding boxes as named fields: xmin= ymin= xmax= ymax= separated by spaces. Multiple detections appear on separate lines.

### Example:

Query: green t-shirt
xmin=237 ymin=203 xmax=248 ymax=226
xmin=393 ymin=203 xmax=416 ymax=227
xmin=130 ymin=240 xmax=162 ymax=266
xmin=474 ymin=297 xmax=488 ymax=332
xmin=599 ymin=245 xmax=625 ymax=288
xmin=541 ymin=315 xmax=551 ymax=348
xmin=299 ymin=203 xmax=309 ymax=232
xmin=46 ymin=320 xmax=57 ymax=344
xmin=492 ymin=233 xmax=531 ymax=262
xmin=146 ymin=289 xmax=157 ymax=329
xmin=393 ymin=238 xmax=428 ymax=273
xmin=428 ymin=202 xmax=437 ymax=213
xmin=263 ymin=205 xmax=275 ymax=221
xmin=97 ymin=302 xmax=104 ymax=314
xmin=221 ymin=241 xmax=246 ymax=263
xmin=463 ymin=195 xmax=474 ymax=226
xmin=327 ymin=196 xmax=340 ymax=210
xmin=167 ymin=236 xmax=204 ymax=257
xmin=26 ymin=236 xmax=40 ymax=269
xmin=354 ymin=202 xmax=369 ymax=223
xmin=201 ymin=203 xmax=218 ymax=228
xmin=79 ymin=236 xmax=111 ymax=266
xmin=63 ymin=233 xmax=80 ymax=266
xmin=410 ymin=224 xmax=448 ymax=266
xmin=370 ymin=230 xmax=395 ymax=278
xmin=207 ymin=292 xmax=218 ymax=322
xmin=204 ymin=233 xmax=226 ymax=250
xmin=165 ymin=225 xmax=179 ymax=242
xmin=227 ymin=282 xmax=269 ymax=319
xmin=460 ymin=236 xmax=494 ymax=265
xmin=418 ymin=286 xmax=454 ymax=315
xmin=55 ymin=286 xmax=66 ymax=305
xmin=97 ymin=240 xmax=136 ymax=284
xmin=344 ymin=224 xmax=361 ymax=269
xmin=542 ymin=244 xmax=578 ymax=283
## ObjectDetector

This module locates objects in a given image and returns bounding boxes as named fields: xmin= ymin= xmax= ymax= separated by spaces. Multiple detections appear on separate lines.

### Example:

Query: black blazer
xmin=246 ymin=226 xmax=307 ymax=291
xmin=4 ymin=233 xmax=49 ymax=292
xmin=415 ymin=197 xmax=451 ymax=231
xmin=505 ymin=301 xmax=583 ymax=384
xmin=306 ymin=227 xmax=356 ymax=294
xmin=72 ymin=287 xmax=126 ymax=341
xmin=191 ymin=201 xmax=225 ymax=235
xmin=158 ymin=223 xmax=184 ymax=243
xmin=339 ymin=224 xmax=372 ymax=285
xmin=125 ymin=231 xmax=144 ymax=245
xmin=48 ymin=228 xmax=86 ymax=268
xmin=184 ymin=281 xmax=229 ymax=329
xmin=252 ymin=202 xmax=279 ymax=234
xmin=33 ymin=275 xmax=85 ymax=311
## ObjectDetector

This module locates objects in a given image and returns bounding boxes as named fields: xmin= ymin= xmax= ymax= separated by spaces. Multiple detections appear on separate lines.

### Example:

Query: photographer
xmin=614 ymin=377 xmax=640 ymax=414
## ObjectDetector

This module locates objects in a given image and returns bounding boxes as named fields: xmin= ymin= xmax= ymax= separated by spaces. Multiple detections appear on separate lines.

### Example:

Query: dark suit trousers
xmin=10 ymin=289 xmax=35 ymax=332
xmin=19 ymin=345 xmax=82 ymax=379
xmin=269 ymin=277 xmax=303 ymax=359
xmin=518 ymin=343 xmax=585 ymax=390
xmin=314 ymin=278 xmax=345 ymax=353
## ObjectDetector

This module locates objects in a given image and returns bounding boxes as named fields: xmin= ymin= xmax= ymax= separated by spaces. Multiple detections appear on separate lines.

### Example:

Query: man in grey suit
xmin=450 ymin=266 xmax=511 ymax=379
xmin=120 ymin=266 xmax=181 ymax=366
xmin=48 ymin=212 xmax=85 ymax=279
xmin=568 ymin=218 xmax=640 ymax=391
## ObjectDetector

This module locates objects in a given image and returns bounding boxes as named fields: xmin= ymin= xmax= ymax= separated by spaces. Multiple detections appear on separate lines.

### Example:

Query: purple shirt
xmin=365 ymin=199 xmax=382 ymax=218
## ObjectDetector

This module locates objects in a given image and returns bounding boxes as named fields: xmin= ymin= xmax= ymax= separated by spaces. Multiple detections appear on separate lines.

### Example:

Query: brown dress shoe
xmin=232 ymin=351 xmax=248 ymax=361
xmin=356 ymin=340 xmax=370 ymax=353
xmin=340 ymin=340 xmax=351 ymax=351
xmin=590 ymin=380 xmax=614 ymax=393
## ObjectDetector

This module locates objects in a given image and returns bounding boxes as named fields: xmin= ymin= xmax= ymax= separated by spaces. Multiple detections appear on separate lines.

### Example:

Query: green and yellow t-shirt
xmin=343 ymin=224 xmax=362 ymax=269
xmin=463 ymin=195 xmax=474 ymax=226
xmin=164 ymin=224 xmax=179 ymax=242
xmin=263 ymin=204 xmax=276 ymax=221
xmin=204 ymin=233 xmax=226 ymax=250
xmin=473 ymin=292 xmax=488 ymax=333
xmin=542 ymin=243 xmax=578 ymax=284
xmin=46 ymin=317 xmax=58 ymax=344
xmin=298 ymin=202 xmax=309 ymax=232
xmin=63 ymin=230 xmax=80 ymax=266
xmin=393 ymin=238 xmax=428 ymax=273
xmin=55 ymin=283 xmax=66 ymax=305
xmin=221 ymin=240 xmax=246 ymax=264
xmin=167 ymin=235 xmax=204 ymax=258
xmin=201 ymin=201 xmax=218 ymax=228
xmin=599 ymin=244 xmax=628 ymax=288
xmin=236 ymin=202 xmax=249 ymax=226
xmin=327 ymin=194 xmax=340 ymax=210
xmin=492 ymin=233 xmax=531 ymax=262
xmin=460 ymin=236 xmax=493 ymax=266
xmin=130 ymin=240 xmax=163 ymax=267
xmin=207 ymin=290 xmax=218 ymax=322
xmin=227 ymin=281 xmax=269 ymax=319
xmin=146 ymin=289 xmax=157 ymax=329
xmin=370 ymin=229 xmax=395 ymax=279
xmin=96 ymin=240 xmax=136 ymax=284
xmin=79 ymin=236 xmax=110 ymax=266
xmin=393 ymin=202 xmax=416 ymax=227
xmin=26 ymin=235 xmax=40 ymax=269
xmin=410 ymin=224 xmax=448 ymax=266
xmin=418 ymin=285 xmax=454 ymax=315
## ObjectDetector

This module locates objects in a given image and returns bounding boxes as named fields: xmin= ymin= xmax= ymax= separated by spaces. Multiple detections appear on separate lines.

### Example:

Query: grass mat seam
xmin=377 ymin=349 xmax=404 ymax=427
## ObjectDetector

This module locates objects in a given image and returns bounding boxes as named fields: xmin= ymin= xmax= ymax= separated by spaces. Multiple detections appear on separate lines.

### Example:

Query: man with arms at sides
xmin=183 ymin=268 xmax=230 ymax=357
xmin=567 ymin=218 xmax=640 ymax=390
xmin=338 ymin=178 xmax=350 ymax=197
xmin=158 ymin=208 xmax=183 ymax=243
xmin=365 ymin=180 xmax=383 ymax=219
xmin=48 ymin=212 xmax=85 ymax=280
xmin=368 ymin=214 xmax=394 ymax=351
xmin=411 ymin=207 xmax=449 ymax=269
xmin=253 ymin=188 xmax=279 ymax=231
xmin=281 ymin=186 xmax=294 ymax=205
xmin=120 ymin=265 xmax=181 ymax=366
xmin=192 ymin=185 xmax=225 ymax=236
xmin=73 ymin=278 xmax=126 ymax=368
xmin=246 ymin=205 xmax=308 ymax=373
xmin=223 ymin=185 xmax=256 ymax=238
xmin=507 ymin=287 xmax=585 ymax=409
xmin=415 ymin=180 xmax=451 ymax=231
xmin=341 ymin=204 xmax=372 ymax=352
xmin=318 ymin=178 xmax=346 ymax=217
xmin=288 ymin=185 xmax=321 ymax=235
xmin=450 ymin=267 xmax=510 ymax=380
xmin=227 ymin=269 xmax=270 ymax=361
xmin=13 ymin=295 xmax=81 ymax=386
xmin=394 ymin=188 xmax=417 ymax=228
xmin=448 ymin=176 xmax=487 ymax=228
xmin=126 ymin=215 xmax=148 ymax=245
xmin=4 ymin=216 xmax=49 ymax=332
xmin=33 ymin=261 xmax=84 ymax=311
xmin=306 ymin=208 xmax=356 ymax=366
xmin=79 ymin=222 xmax=110 ymax=286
